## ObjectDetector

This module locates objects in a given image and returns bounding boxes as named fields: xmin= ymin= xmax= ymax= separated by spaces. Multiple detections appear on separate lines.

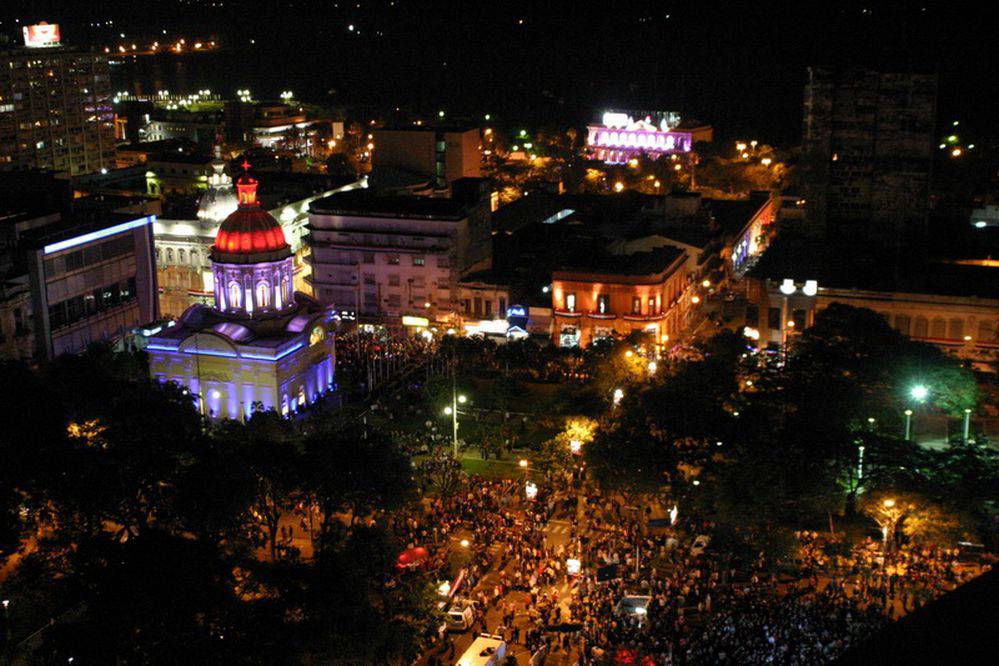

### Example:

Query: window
xmin=228 ymin=281 xmax=242 ymax=309
xmin=632 ymin=297 xmax=642 ymax=314
xmin=768 ymin=307 xmax=782 ymax=330
xmin=566 ymin=293 xmax=576 ymax=312
xmin=597 ymin=294 xmax=610 ymax=314
xmin=913 ymin=316 xmax=928 ymax=338
xmin=499 ymin=297 xmax=506 ymax=315
xmin=387 ymin=255 xmax=400 ymax=265
xmin=792 ymin=308 xmax=806 ymax=329
xmin=894 ymin=314 xmax=911 ymax=336
xmin=178 ymin=249 xmax=186 ymax=263
xmin=948 ymin=318 xmax=964 ymax=340
xmin=485 ymin=300 xmax=492 ymax=317
xmin=412 ymin=256 xmax=425 ymax=266
xmin=388 ymin=274 xmax=400 ymax=287
xmin=979 ymin=320 xmax=996 ymax=343
xmin=474 ymin=297 xmax=482 ymax=317
xmin=436 ymin=256 xmax=450 ymax=268
xmin=930 ymin=317 xmax=946 ymax=338
xmin=362 ymin=252 xmax=375 ymax=264
xmin=166 ymin=248 xmax=174 ymax=263
xmin=746 ymin=304 xmax=759 ymax=327
xmin=648 ymin=296 xmax=655 ymax=314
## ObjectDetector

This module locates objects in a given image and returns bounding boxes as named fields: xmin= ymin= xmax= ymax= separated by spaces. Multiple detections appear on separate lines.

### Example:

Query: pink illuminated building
xmin=586 ymin=111 xmax=694 ymax=164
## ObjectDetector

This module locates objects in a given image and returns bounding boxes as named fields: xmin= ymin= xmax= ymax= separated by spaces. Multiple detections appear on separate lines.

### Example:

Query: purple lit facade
xmin=586 ymin=125 xmax=693 ymax=164
xmin=143 ymin=169 xmax=336 ymax=420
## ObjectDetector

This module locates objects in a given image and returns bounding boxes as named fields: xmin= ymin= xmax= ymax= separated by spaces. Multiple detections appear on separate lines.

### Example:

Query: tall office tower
xmin=0 ymin=23 xmax=116 ymax=175
xmin=801 ymin=67 xmax=937 ymax=242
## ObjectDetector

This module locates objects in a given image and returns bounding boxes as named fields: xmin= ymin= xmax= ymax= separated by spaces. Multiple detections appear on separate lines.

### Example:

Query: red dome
xmin=210 ymin=162 xmax=291 ymax=263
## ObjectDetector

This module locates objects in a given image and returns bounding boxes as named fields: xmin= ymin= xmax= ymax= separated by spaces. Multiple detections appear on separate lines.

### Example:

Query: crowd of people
xmin=393 ymin=460 xmax=989 ymax=665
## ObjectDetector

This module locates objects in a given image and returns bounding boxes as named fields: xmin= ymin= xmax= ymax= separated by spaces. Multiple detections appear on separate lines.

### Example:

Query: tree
xmin=301 ymin=416 xmax=415 ymax=559
xmin=537 ymin=416 xmax=597 ymax=472
xmin=215 ymin=413 xmax=303 ymax=560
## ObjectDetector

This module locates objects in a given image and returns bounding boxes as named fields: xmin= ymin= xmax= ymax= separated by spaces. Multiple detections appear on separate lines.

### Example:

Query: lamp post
xmin=443 ymin=392 xmax=467 ymax=459
xmin=904 ymin=409 xmax=913 ymax=441
xmin=963 ymin=408 xmax=972 ymax=444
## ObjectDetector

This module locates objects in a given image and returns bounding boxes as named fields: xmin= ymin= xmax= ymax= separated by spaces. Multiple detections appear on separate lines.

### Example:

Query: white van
xmin=456 ymin=633 xmax=507 ymax=666
xmin=445 ymin=599 xmax=477 ymax=631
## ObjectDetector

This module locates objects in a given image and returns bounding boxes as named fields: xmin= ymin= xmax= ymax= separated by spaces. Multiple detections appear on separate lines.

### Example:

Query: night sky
xmin=2 ymin=1 xmax=995 ymax=145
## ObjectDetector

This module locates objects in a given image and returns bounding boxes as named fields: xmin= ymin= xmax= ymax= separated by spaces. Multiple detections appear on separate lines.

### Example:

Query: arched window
xmin=178 ymin=249 xmax=186 ymax=264
xmin=255 ymin=280 xmax=271 ymax=309
xmin=190 ymin=250 xmax=198 ymax=266
xmin=948 ymin=318 xmax=964 ymax=340
xmin=930 ymin=317 xmax=946 ymax=339
xmin=913 ymin=316 xmax=928 ymax=338
xmin=979 ymin=319 xmax=996 ymax=344
xmin=228 ymin=281 xmax=242 ymax=309
xmin=166 ymin=248 xmax=174 ymax=263
xmin=281 ymin=395 xmax=290 ymax=416
xmin=155 ymin=248 xmax=161 ymax=261
xmin=281 ymin=275 xmax=290 ymax=301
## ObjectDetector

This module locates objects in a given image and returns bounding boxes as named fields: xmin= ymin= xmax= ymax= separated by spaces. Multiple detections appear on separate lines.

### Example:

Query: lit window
xmin=566 ymin=293 xmax=576 ymax=312
xmin=256 ymin=281 xmax=271 ymax=309
xmin=228 ymin=281 xmax=241 ymax=309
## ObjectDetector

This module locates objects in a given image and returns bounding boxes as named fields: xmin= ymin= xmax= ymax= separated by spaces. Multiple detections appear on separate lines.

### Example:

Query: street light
xmin=612 ymin=388 xmax=624 ymax=406
xmin=459 ymin=539 xmax=470 ymax=548
xmin=910 ymin=384 xmax=929 ymax=402
xmin=444 ymin=392 xmax=467 ymax=458
xmin=904 ymin=409 xmax=913 ymax=440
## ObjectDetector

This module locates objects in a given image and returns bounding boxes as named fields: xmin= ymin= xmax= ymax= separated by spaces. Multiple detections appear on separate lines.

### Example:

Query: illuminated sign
xmin=23 ymin=23 xmax=61 ymax=48
xmin=401 ymin=315 xmax=429 ymax=327
xmin=506 ymin=305 xmax=526 ymax=318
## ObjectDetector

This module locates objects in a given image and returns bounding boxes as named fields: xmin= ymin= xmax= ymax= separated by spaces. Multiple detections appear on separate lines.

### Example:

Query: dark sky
xmin=2 ymin=1 xmax=995 ymax=145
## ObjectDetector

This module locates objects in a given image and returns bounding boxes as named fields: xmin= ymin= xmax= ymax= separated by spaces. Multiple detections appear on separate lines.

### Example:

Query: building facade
xmin=20 ymin=213 xmax=160 ymax=359
xmin=745 ymin=278 xmax=999 ymax=370
xmin=1 ymin=32 xmax=115 ymax=175
xmin=801 ymin=67 xmax=937 ymax=238
xmin=551 ymin=248 xmax=690 ymax=347
xmin=586 ymin=111 xmax=697 ymax=164
xmin=306 ymin=185 xmax=491 ymax=322
xmin=144 ymin=169 xmax=336 ymax=420
xmin=372 ymin=126 xmax=482 ymax=189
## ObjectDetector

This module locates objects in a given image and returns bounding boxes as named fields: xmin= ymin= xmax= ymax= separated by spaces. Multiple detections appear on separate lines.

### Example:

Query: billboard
xmin=23 ymin=22 xmax=62 ymax=48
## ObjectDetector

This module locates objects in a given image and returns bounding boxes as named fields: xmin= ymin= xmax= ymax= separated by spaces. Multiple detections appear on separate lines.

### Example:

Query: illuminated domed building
xmin=144 ymin=164 xmax=336 ymax=419
xmin=197 ymin=145 xmax=239 ymax=224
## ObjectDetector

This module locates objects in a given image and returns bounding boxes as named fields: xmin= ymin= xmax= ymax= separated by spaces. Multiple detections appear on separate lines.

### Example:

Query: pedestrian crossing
xmin=546 ymin=520 xmax=572 ymax=536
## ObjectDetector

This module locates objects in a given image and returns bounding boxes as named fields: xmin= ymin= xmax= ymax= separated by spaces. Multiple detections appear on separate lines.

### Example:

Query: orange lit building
xmin=551 ymin=247 xmax=690 ymax=347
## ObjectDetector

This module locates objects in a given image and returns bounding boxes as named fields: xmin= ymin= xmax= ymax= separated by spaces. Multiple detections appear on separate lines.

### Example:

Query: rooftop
xmin=309 ymin=189 xmax=469 ymax=219
xmin=557 ymin=246 xmax=685 ymax=278
xmin=751 ymin=230 xmax=999 ymax=299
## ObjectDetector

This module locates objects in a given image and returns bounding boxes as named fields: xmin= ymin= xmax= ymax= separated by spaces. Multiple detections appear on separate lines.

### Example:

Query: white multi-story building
xmin=306 ymin=181 xmax=491 ymax=322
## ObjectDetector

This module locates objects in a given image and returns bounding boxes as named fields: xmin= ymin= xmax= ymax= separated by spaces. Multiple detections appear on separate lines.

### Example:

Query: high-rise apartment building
xmin=0 ymin=25 xmax=116 ymax=175
xmin=801 ymin=67 xmax=937 ymax=239
xmin=372 ymin=125 xmax=481 ymax=191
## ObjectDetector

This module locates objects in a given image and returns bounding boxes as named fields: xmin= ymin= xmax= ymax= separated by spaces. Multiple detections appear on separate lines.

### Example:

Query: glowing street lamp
xmin=569 ymin=439 xmax=583 ymax=455
xmin=459 ymin=539 xmax=470 ymax=548
xmin=904 ymin=408 xmax=913 ymax=440
xmin=444 ymin=393 xmax=468 ymax=458
xmin=612 ymin=388 xmax=624 ymax=406
xmin=910 ymin=384 xmax=929 ymax=402
xmin=524 ymin=480 xmax=538 ymax=500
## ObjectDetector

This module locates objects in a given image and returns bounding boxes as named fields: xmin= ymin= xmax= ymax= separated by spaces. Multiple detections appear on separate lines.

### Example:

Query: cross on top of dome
xmin=235 ymin=159 xmax=259 ymax=205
